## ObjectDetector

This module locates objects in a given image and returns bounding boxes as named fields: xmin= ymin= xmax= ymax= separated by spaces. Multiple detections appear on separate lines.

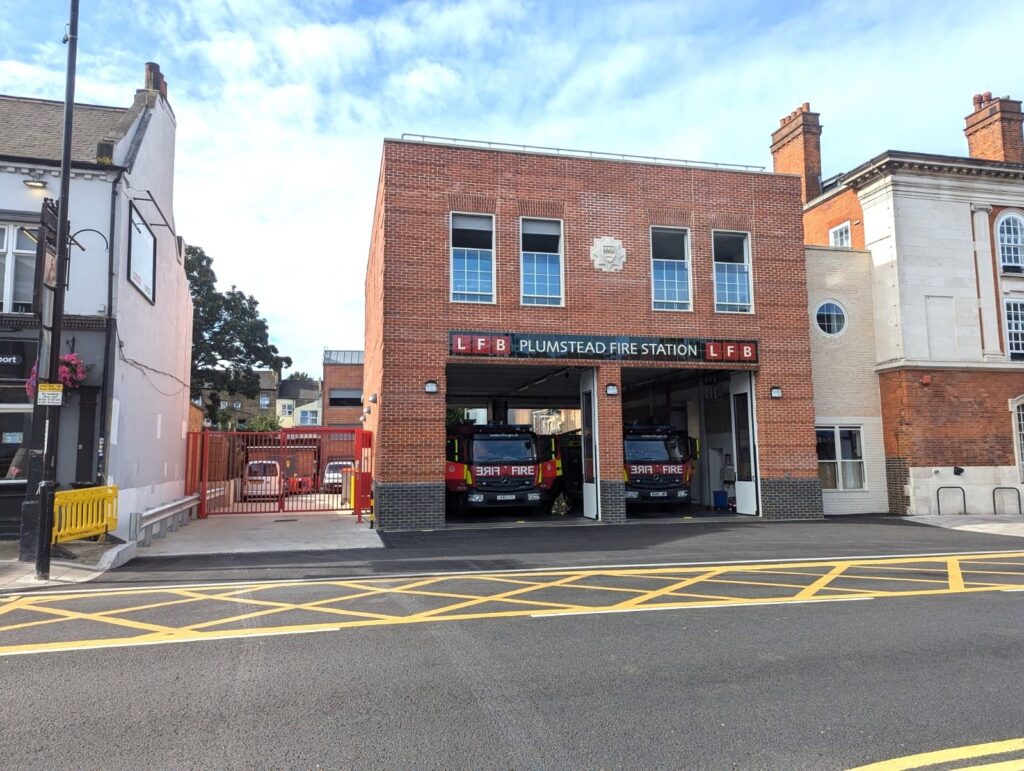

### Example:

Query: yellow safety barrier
xmin=51 ymin=485 xmax=118 ymax=544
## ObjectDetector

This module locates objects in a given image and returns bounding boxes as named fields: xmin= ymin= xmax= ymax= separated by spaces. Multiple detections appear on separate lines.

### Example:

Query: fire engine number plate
xmin=496 ymin=494 xmax=515 ymax=501
xmin=650 ymin=491 xmax=667 ymax=497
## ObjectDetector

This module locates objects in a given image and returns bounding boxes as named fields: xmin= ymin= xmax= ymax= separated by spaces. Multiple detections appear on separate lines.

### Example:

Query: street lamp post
xmin=17 ymin=0 xmax=79 ymax=579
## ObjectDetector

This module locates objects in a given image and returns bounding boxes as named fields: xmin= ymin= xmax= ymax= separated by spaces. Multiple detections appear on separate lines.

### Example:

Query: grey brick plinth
xmin=885 ymin=457 xmax=909 ymax=514
xmin=374 ymin=481 xmax=445 ymax=531
xmin=599 ymin=480 xmax=627 ymax=523
xmin=760 ymin=478 xmax=824 ymax=520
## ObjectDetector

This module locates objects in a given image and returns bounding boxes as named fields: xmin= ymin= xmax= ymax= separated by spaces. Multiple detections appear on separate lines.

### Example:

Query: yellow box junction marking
xmin=849 ymin=736 xmax=1024 ymax=770
xmin=1 ymin=551 xmax=1023 ymax=657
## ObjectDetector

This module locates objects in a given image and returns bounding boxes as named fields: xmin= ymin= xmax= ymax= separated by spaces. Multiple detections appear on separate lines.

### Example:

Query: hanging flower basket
xmin=25 ymin=353 xmax=89 ymax=401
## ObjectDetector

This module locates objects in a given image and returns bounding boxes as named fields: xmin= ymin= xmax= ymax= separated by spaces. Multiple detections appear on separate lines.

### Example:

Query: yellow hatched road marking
xmin=796 ymin=562 xmax=851 ymax=598
xmin=2 ymin=551 xmax=1024 ymax=657
xmin=849 ymin=737 xmax=1024 ymax=770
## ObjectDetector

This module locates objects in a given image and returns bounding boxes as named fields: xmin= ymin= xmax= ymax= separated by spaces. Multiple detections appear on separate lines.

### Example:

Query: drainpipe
xmin=95 ymin=169 xmax=122 ymax=483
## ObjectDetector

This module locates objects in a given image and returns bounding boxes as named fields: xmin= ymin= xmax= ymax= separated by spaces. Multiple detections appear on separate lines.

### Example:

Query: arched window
xmin=998 ymin=213 xmax=1024 ymax=273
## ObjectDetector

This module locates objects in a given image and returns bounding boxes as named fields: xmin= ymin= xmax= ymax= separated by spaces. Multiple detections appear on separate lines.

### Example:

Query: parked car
xmin=243 ymin=460 xmax=282 ymax=500
xmin=322 ymin=460 xmax=354 ymax=492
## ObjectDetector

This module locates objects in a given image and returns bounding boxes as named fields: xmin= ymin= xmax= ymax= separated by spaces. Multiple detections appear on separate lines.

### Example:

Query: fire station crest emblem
xmin=589 ymin=236 xmax=626 ymax=272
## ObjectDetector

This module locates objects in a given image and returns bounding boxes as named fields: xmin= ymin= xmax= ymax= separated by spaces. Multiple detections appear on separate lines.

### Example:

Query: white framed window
xmin=828 ymin=222 xmax=851 ymax=248
xmin=651 ymin=227 xmax=691 ymax=311
xmin=816 ymin=426 xmax=865 ymax=491
xmin=298 ymin=409 xmax=319 ymax=426
xmin=521 ymin=218 xmax=563 ymax=306
xmin=219 ymin=400 xmax=228 ymax=410
xmin=1013 ymin=396 xmax=1024 ymax=483
xmin=997 ymin=212 xmax=1024 ymax=273
xmin=280 ymin=402 xmax=294 ymax=417
xmin=713 ymin=231 xmax=752 ymax=313
xmin=814 ymin=300 xmax=847 ymax=336
xmin=1006 ymin=299 xmax=1024 ymax=361
xmin=259 ymin=394 xmax=270 ymax=409
xmin=451 ymin=213 xmax=495 ymax=303
xmin=232 ymin=401 xmax=241 ymax=410
xmin=0 ymin=223 xmax=39 ymax=313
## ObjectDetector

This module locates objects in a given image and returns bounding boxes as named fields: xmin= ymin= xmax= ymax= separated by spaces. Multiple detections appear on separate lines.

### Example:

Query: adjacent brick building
xmin=364 ymin=137 xmax=824 ymax=530
xmin=322 ymin=350 xmax=363 ymax=427
xmin=775 ymin=93 xmax=1024 ymax=514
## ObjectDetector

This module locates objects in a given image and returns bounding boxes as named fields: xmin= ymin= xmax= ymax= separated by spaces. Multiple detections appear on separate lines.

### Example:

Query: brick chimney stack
xmin=770 ymin=103 xmax=822 ymax=204
xmin=964 ymin=92 xmax=1023 ymax=163
xmin=144 ymin=61 xmax=168 ymax=100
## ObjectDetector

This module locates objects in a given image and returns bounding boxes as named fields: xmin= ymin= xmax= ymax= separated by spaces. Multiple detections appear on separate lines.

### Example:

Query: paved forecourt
xmin=3 ymin=550 xmax=1024 ymax=657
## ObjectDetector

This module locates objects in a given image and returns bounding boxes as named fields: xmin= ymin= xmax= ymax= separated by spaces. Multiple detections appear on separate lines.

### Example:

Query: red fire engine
xmin=445 ymin=424 xmax=558 ymax=511
xmin=623 ymin=425 xmax=699 ymax=507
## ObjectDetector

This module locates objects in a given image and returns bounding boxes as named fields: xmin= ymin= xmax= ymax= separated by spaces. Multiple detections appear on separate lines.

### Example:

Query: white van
xmin=243 ymin=460 xmax=282 ymax=500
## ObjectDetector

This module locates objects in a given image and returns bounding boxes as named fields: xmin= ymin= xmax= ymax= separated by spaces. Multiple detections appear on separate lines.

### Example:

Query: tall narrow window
xmin=651 ymin=227 xmax=690 ymax=311
xmin=998 ymin=213 xmax=1024 ymax=273
xmin=451 ymin=213 xmax=494 ymax=303
xmin=816 ymin=426 xmax=865 ymax=490
xmin=713 ymin=231 xmax=751 ymax=313
xmin=829 ymin=222 xmax=851 ymax=248
xmin=1007 ymin=299 xmax=1024 ymax=360
xmin=1016 ymin=401 xmax=1024 ymax=482
xmin=521 ymin=218 xmax=562 ymax=306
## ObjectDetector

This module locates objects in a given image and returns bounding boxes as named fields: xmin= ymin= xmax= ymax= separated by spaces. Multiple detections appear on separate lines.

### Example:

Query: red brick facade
xmin=803 ymin=188 xmax=865 ymax=250
xmin=322 ymin=362 xmax=364 ymax=426
xmin=879 ymin=369 xmax=1022 ymax=468
xmin=364 ymin=140 xmax=823 ymax=527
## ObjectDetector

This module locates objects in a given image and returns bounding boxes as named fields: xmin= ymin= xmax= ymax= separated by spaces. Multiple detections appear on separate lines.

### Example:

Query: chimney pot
xmin=770 ymin=102 xmax=823 ymax=204
xmin=964 ymin=90 xmax=1023 ymax=163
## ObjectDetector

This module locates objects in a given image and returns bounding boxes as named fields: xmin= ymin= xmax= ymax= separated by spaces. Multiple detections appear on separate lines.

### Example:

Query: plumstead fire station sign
xmin=449 ymin=332 xmax=758 ymax=363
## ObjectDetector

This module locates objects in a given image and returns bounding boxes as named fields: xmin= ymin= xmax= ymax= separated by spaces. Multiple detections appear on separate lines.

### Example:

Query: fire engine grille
xmin=475 ymin=477 xmax=535 ymax=492
xmin=629 ymin=475 xmax=684 ymax=489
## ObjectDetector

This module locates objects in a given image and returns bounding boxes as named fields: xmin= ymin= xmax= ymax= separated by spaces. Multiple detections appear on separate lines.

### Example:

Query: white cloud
xmin=3 ymin=0 xmax=1024 ymax=374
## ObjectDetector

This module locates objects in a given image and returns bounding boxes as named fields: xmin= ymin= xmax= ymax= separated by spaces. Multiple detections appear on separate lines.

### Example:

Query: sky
xmin=1 ymin=0 xmax=1022 ymax=375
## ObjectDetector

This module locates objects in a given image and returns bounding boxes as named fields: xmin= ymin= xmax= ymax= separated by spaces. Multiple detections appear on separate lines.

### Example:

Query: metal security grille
xmin=188 ymin=428 xmax=373 ymax=518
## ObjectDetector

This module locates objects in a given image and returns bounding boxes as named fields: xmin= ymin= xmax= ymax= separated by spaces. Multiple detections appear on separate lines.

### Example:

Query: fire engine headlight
xmin=625 ymin=490 xmax=639 ymax=499
xmin=527 ymin=493 xmax=541 ymax=501
xmin=678 ymin=490 xmax=689 ymax=498
xmin=468 ymin=494 xmax=484 ymax=503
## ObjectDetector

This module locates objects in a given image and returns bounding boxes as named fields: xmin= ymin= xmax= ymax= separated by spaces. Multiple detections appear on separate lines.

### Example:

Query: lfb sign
xmin=451 ymin=334 xmax=512 ymax=355
xmin=449 ymin=331 xmax=758 ymax=363
xmin=705 ymin=342 xmax=758 ymax=362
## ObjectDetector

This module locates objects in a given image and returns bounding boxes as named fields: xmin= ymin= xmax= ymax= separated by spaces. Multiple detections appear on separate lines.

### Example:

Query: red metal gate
xmin=187 ymin=428 xmax=373 ymax=520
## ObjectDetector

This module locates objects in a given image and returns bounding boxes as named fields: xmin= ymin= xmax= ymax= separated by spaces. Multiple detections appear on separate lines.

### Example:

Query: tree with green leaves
xmin=246 ymin=414 xmax=282 ymax=432
xmin=186 ymin=245 xmax=291 ymax=421
xmin=286 ymin=371 xmax=312 ymax=381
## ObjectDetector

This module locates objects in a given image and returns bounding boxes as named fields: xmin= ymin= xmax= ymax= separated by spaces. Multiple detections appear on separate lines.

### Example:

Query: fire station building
xmin=363 ymin=136 xmax=824 ymax=530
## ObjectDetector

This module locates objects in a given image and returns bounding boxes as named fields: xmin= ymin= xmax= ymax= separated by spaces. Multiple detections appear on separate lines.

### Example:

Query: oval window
xmin=815 ymin=301 xmax=846 ymax=336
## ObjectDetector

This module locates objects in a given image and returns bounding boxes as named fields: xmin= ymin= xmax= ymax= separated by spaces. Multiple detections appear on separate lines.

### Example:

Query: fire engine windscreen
xmin=624 ymin=437 xmax=686 ymax=462
xmin=472 ymin=437 xmax=536 ymax=463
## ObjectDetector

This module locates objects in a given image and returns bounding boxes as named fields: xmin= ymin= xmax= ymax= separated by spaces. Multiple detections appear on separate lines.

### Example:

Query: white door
xmin=729 ymin=373 xmax=758 ymax=515
xmin=580 ymin=369 xmax=600 ymax=520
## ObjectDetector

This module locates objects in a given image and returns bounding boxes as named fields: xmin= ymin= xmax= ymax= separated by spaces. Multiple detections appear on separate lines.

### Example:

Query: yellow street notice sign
xmin=36 ymin=383 xmax=63 ymax=406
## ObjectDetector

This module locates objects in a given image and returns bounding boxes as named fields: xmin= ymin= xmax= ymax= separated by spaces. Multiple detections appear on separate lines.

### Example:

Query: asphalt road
xmin=3 ymin=518 xmax=1024 ymax=768
xmin=95 ymin=515 xmax=1024 ymax=585
xmin=1 ymin=585 xmax=1022 ymax=769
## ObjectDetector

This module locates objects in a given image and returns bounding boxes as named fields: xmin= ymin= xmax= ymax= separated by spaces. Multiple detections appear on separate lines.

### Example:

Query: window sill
xmin=822 ymin=488 xmax=869 ymax=493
